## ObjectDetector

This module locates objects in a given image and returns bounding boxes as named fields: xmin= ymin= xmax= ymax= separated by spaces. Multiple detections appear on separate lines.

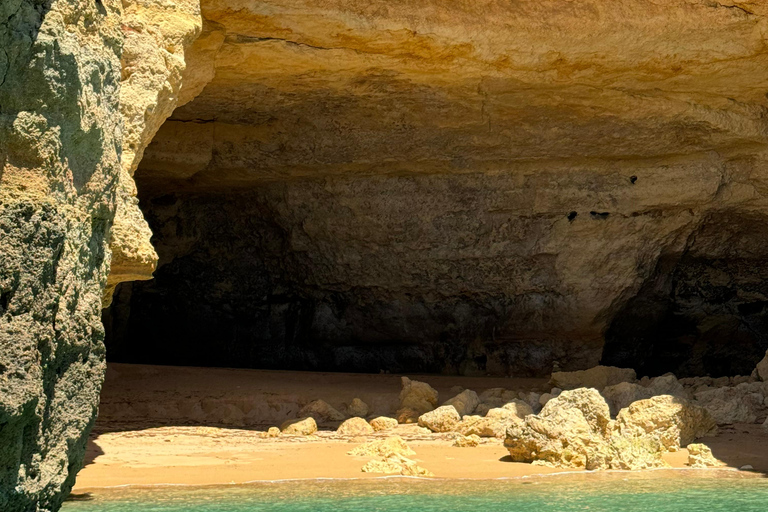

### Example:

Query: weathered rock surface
xmin=397 ymin=377 xmax=439 ymax=422
xmin=104 ymin=0 xmax=204 ymax=305
xmin=336 ymin=417 xmax=374 ymax=436
xmin=443 ymin=389 xmax=480 ymax=417
xmin=693 ymin=383 xmax=765 ymax=425
xmin=453 ymin=434 xmax=481 ymax=448
xmin=0 ymin=0 xmax=123 ymax=510
xmin=346 ymin=398 xmax=369 ymax=418
xmin=551 ymin=366 xmax=636 ymax=391
xmin=615 ymin=395 xmax=716 ymax=451
xmin=105 ymin=0 xmax=768 ymax=380
xmin=369 ymin=416 xmax=399 ymax=432
xmin=298 ymin=399 xmax=346 ymax=424
xmin=602 ymin=374 xmax=689 ymax=416
xmin=505 ymin=389 xmax=715 ymax=470
xmin=360 ymin=455 xmax=434 ymax=477
xmin=280 ymin=417 xmax=318 ymax=435
xmin=418 ymin=406 xmax=461 ymax=433
xmin=687 ymin=443 xmax=723 ymax=469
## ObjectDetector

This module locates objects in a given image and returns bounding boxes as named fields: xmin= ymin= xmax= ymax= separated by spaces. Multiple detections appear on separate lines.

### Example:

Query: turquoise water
xmin=63 ymin=471 xmax=768 ymax=512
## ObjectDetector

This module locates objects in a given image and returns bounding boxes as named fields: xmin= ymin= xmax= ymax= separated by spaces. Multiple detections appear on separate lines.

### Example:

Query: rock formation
xmin=7 ymin=0 xmax=768 ymax=508
xmin=504 ymin=389 xmax=716 ymax=470
xmin=103 ymin=0 xmax=768 ymax=379
xmin=0 ymin=1 xmax=121 ymax=510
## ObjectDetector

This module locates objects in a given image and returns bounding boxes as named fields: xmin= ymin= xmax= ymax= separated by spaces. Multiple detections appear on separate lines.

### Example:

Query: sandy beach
xmin=72 ymin=364 xmax=768 ymax=490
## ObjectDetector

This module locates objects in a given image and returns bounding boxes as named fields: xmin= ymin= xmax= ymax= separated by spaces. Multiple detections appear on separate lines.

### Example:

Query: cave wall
xmin=106 ymin=0 xmax=768 ymax=377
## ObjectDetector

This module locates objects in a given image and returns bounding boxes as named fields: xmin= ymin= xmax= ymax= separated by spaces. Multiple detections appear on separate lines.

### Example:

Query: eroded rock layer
xmin=107 ymin=0 xmax=768 ymax=376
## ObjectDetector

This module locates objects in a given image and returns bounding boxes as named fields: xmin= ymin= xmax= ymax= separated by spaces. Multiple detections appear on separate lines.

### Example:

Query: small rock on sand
xmin=418 ymin=405 xmax=460 ymax=432
xmin=370 ymin=416 xmax=398 ymax=431
xmin=280 ymin=417 xmax=318 ymax=435
xmin=337 ymin=417 xmax=374 ymax=436
xmin=299 ymin=399 xmax=346 ymax=423
xmin=346 ymin=398 xmax=369 ymax=418
xmin=453 ymin=434 xmax=481 ymax=447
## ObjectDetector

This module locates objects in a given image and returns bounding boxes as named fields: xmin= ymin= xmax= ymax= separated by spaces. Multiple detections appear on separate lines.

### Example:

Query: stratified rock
xmin=443 ymin=389 xmax=480 ymax=417
xmin=280 ymin=417 xmax=318 ymax=435
xmin=346 ymin=398 xmax=370 ymax=418
xmin=453 ymin=434 xmax=481 ymax=447
xmin=687 ymin=443 xmax=723 ymax=469
xmin=418 ymin=406 xmax=461 ymax=433
xmin=398 ymin=377 xmax=439 ymax=419
xmin=298 ymin=399 xmax=346 ymax=424
xmin=615 ymin=395 xmax=716 ymax=451
xmin=370 ymin=416 xmax=399 ymax=432
xmin=551 ymin=366 xmax=636 ymax=390
xmin=337 ymin=417 xmax=374 ymax=436
xmin=348 ymin=436 xmax=416 ymax=458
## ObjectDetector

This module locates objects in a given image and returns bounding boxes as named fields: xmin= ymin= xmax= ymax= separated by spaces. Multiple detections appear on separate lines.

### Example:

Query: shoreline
xmin=74 ymin=364 xmax=768 ymax=491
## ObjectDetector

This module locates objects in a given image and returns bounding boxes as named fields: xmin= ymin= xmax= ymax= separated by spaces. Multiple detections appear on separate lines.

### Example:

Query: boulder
xmin=348 ymin=436 xmax=416 ymax=457
xmin=453 ymin=434 xmax=481 ymax=447
xmin=687 ymin=443 xmax=723 ymax=468
xmin=418 ymin=405 xmax=461 ymax=432
xmin=694 ymin=385 xmax=762 ymax=425
xmin=550 ymin=366 xmax=636 ymax=390
xmin=501 ymin=400 xmax=534 ymax=419
xmin=298 ymin=399 xmax=346 ymax=424
xmin=601 ymin=382 xmax=650 ymax=416
xmin=370 ymin=416 xmax=399 ymax=431
xmin=266 ymin=426 xmax=281 ymax=437
xmin=280 ymin=417 xmax=318 ymax=435
xmin=615 ymin=395 xmax=716 ymax=451
xmin=443 ymin=389 xmax=480 ymax=416
xmin=347 ymin=398 xmax=370 ymax=418
xmin=504 ymin=388 xmax=614 ymax=469
xmin=397 ymin=377 xmax=439 ymax=422
xmin=646 ymin=374 xmax=690 ymax=399
xmin=337 ymin=417 xmax=374 ymax=436
xmin=457 ymin=413 xmax=520 ymax=438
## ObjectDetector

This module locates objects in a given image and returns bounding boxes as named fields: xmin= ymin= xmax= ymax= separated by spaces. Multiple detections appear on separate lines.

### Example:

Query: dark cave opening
xmin=602 ymin=213 xmax=768 ymax=378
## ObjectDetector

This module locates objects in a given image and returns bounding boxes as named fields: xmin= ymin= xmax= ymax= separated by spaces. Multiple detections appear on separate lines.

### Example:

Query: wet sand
xmin=73 ymin=364 xmax=768 ymax=490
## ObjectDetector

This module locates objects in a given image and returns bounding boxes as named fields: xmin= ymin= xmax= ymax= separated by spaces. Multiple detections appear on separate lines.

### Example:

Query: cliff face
xmin=0 ymin=1 xmax=121 ymax=510
xmin=0 ymin=0 xmax=201 ymax=510
xmin=106 ymin=0 xmax=768 ymax=376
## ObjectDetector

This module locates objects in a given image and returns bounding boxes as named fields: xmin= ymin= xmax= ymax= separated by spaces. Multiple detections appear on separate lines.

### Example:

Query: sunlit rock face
xmin=107 ymin=0 xmax=768 ymax=376
xmin=0 ymin=1 xmax=122 ymax=510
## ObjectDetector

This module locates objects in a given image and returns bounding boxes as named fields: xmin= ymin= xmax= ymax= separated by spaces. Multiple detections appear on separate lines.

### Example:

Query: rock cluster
xmin=505 ymin=389 xmax=716 ymax=470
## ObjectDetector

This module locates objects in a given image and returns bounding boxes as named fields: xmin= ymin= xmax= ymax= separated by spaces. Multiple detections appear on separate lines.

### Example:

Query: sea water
xmin=63 ymin=470 xmax=768 ymax=512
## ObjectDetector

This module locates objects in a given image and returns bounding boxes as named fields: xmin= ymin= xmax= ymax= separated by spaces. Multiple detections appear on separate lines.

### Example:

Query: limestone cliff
xmin=105 ymin=0 xmax=203 ymax=305
xmin=0 ymin=0 xmax=204 ymax=509
xmin=0 ymin=1 xmax=122 ymax=510
xmin=107 ymin=0 xmax=768 ymax=377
